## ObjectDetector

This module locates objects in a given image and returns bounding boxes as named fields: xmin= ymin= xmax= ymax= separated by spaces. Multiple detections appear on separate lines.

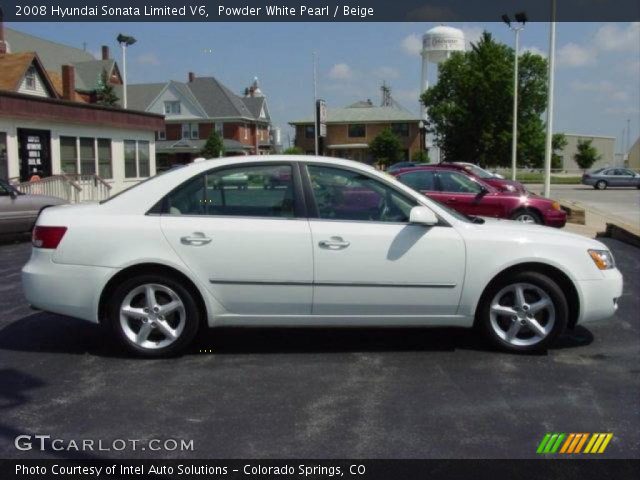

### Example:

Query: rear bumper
xmin=575 ymin=269 xmax=623 ymax=324
xmin=22 ymin=248 xmax=116 ymax=323
xmin=543 ymin=209 xmax=567 ymax=228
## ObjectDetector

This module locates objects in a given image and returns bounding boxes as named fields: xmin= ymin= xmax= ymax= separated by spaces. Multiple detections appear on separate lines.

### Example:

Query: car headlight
xmin=588 ymin=249 xmax=615 ymax=270
xmin=551 ymin=201 xmax=561 ymax=211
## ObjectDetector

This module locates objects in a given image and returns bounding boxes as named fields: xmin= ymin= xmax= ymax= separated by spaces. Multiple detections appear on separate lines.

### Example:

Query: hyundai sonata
xmin=22 ymin=156 xmax=623 ymax=357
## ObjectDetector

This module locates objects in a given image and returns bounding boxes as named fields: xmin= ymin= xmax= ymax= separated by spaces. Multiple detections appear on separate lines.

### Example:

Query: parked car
xmin=0 ymin=179 xmax=67 ymax=235
xmin=393 ymin=166 xmax=566 ymax=227
xmin=581 ymin=167 xmax=640 ymax=189
xmin=23 ymin=156 xmax=621 ymax=357
xmin=440 ymin=162 xmax=527 ymax=193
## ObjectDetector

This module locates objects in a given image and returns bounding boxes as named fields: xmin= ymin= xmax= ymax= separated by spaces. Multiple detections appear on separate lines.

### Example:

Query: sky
xmin=8 ymin=21 xmax=640 ymax=150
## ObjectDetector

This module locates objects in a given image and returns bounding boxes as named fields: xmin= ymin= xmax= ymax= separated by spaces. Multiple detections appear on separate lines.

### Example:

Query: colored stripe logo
xmin=537 ymin=433 xmax=613 ymax=454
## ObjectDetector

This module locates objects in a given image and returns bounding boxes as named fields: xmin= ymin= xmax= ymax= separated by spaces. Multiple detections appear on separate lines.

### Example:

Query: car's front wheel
xmin=595 ymin=180 xmax=607 ymax=190
xmin=107 ymin=274 xmax=201 ymax=357
xmin=511 ymin=209 xmax=542 ymax=225
xmin=478 ymin=271 xmax=568 ymax=352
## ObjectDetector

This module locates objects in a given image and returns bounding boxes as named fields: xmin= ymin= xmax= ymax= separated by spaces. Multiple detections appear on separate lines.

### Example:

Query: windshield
xmin=464 ymin=164 xmax=495 ymax=179
xmin=0 ymin=179 xmax=19 ymax=195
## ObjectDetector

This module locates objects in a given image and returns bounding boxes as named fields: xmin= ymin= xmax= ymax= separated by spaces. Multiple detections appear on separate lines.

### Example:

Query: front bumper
xmin=22 ymin=248 xmax=116 ymax=323
xmin=575 ymin=269 xmax=624 ymax=324
xmin=543 ymin=209 xmax=567 ymax=228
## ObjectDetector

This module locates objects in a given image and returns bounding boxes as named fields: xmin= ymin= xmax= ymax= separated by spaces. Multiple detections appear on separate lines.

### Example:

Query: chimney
xmin=61 ymin=65 xmax=76 ymax=101
xmin=101 ymin=45 xmax=110 ymax=60
xmin=188 ymin=72 xmax=195 ymax=83
xmin=0 ymin=7 xmax=7 ymax=55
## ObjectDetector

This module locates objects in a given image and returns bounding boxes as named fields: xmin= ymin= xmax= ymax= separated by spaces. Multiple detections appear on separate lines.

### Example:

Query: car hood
xmin=486 ymin=178 xmax=526 ymax=192
xmin=28 ymin=194 xmax=69 ymax=206
xmin=466 ymin=217 xmax=607 ymax=249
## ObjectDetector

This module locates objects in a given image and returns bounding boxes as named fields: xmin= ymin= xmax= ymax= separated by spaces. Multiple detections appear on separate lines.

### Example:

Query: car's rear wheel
xmin=107 ymin=274 xmax=200 ymax=357
xmin=478 ymin=271 xmax=568 ymax=352
xmin=596 ymin=180 xmax=607 ymax=190
xmin=511 ymin=209 xmax=542 ymax=225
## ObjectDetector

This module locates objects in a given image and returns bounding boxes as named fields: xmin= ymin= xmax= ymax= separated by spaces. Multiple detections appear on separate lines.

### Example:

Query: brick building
xmin=289 ymin=94 xmax=421 ymax=164
xmin=127 ymin=75 xmax=274 ymax=169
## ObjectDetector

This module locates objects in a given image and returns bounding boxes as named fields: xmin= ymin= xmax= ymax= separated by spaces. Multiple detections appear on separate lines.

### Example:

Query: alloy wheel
xmin=515 ymin=213 xmax=537 ymax=224
xmin=489 ymin=282 xmax=556 ymax=347
xmin=119 ymin=283 xmax=186 ymax=350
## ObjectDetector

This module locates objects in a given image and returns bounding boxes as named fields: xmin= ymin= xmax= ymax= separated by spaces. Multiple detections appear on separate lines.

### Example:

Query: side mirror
xmin=409 ymin=206 xmax=438 ymax=226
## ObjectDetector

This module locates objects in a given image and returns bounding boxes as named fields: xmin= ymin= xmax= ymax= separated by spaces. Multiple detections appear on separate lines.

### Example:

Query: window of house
xmin=164 ymin=164 xmax=295 ymax=218
xmin=60 ymin=137 xmax=78 ymax=174
xmin=215 ymin=123 xmax=223 ymax=135
xmin=25 ymin=66 xmax=37 ymax=90
xmin=79 ymin=138 xmax=96 ymax=175
xmin=0 ymin=132 xmax=7 ymax=180
xmin=182 ymin=124 xmax=190 ymax=139
xmin=304 ymin=125 xmax=315 ymax=139
xmin=164 ymin=101 xmax=181 ymax=114
xmin=97 ymin=139 xmax=112 ymax=179
xmin=158 ymin=130 xmax=166 ymax=141
xmin=348 ymin=124 xmax=366 ymax=138
xmin=138 ymin=141 xmax=150 ymax=177
xmin=244 ymin=124 xmax=248 ymax=140
xmin=307 ymin=165 xmax=415 ymax=222
xmin=190 ymin=124 xmax=199 ymax=140
xmin=124 ymin=140 xmax=137 ymax=178
xmin=391 ymin=123 xmax=410 ymax=137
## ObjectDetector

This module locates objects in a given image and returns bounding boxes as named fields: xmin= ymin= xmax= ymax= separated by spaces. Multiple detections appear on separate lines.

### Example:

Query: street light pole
xmin=117 ymin=34 xmax=137 ymax=109
xmin=313 ymin=52 xmax=319 ymax=156
xmin=502 ymin=14 xmax=526 ymax=181
xmin=543 ymin=1 xmax=556 ymax=198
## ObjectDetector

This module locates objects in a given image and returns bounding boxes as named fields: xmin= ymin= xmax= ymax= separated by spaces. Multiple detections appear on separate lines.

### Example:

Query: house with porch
xmin=127 ymin=75 xmax=273 ymax=170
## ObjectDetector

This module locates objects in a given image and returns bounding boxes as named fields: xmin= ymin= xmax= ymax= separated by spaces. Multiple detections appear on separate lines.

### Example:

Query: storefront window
xmin=138 ymin=141 xmax=150 ymax=178
xmin=348 ymin=124 xmax=366 ymax=138
xmin=80 ymin=138 xmax=96 ymax=175
xmin=0 ymin=133 xmax=7 ymax=180
xmin=97 ymin=139 xmax=112 ymax=179
xmin=60 ymin=136 xmax=77 ymax=174
xmin=124 ymin=140 xmax=137 ymax=178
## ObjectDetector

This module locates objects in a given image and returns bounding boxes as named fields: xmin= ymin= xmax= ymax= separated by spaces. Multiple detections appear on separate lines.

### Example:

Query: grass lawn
xmin=502 ymin=172 xmax=582 ymax=184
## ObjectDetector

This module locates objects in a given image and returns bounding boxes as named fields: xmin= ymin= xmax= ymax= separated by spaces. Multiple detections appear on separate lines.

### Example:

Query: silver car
xmin=582 ymin=168 xmax=640 ymax=190
xmin=0 ymin=179 xmax=67 ymax=235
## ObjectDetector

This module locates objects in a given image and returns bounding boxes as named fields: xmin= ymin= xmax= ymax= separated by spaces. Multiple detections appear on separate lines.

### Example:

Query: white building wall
xmin=0 ymin=117 xmax=155 ymax=194
xmin=148 ymin=84 xmax=205 ymax=121
xmin=17 ymin=70 xmax=49 ymax=98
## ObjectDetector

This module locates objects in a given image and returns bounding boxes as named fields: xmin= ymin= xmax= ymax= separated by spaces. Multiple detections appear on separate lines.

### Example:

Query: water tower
xmin=420 ymin=25 xmax=465 ymax=120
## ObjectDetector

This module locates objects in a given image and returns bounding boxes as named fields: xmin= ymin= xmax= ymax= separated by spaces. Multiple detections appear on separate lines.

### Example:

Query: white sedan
xmin=22 ymin=156 xmax=623 ymax=357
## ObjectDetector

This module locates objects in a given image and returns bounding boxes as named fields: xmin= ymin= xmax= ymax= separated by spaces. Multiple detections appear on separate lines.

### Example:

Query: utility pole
xmin=543 ymin=0 xmax=556 ymax=198
xmin=313 ymin=52 xmax=319 ymax=156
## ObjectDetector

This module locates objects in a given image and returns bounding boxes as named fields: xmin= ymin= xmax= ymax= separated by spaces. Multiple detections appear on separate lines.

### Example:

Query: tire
xmin=477 ymin=271 xmax=568 ymax=353
xmin=596 ymin=180 xmax=607 ymax=190
xmin=510 ymin=209 xmax=543 ymax=225
xmin=107 ymin=274 xmax=201 ymax=357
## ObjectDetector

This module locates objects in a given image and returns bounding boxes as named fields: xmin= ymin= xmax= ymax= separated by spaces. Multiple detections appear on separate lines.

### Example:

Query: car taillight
xmin=32 ymin=226 xmax=67 ymax=249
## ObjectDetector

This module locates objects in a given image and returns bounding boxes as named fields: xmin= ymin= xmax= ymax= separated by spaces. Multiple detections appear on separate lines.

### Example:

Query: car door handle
xmin=180 ymin=232 xmax=212 ymax=246
xmin=319 ymin=236 xmax=350 ymax=250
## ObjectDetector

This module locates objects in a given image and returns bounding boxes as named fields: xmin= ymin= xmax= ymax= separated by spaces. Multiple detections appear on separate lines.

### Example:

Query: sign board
xmin=316 ymin=99 xmax=327 ymax=138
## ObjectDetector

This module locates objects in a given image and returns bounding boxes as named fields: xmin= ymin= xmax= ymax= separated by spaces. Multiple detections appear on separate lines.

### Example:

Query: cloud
xmin=570 ymin=80 xmax=630 ymax=102
xmin=593 ymin=22 xmax=640 ymax=52
xmin=136 ymin=53 xmax=161 ymax=66
xmin=557 ymin=43 xmax=596 ymax=67
xmin=401 ymin=33 xmax=423 ymax=56
xmin=373 ymin=66 xmax=400 ymax=79
xmin=522 ymin=46 xmax=547 ymax=58
xmin=328 ymin=63 xmax=354 ymax=80
xmin=461 ymin=26 xmax=483 ymax=48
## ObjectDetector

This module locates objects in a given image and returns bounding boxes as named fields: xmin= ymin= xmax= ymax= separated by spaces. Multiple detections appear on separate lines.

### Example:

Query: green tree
xmin=95 ymin=69 xmax=119 ymax=107
xmin=552 ymin=133 xmax=568 ymax=170
xmin=411 ymin=150 xmax=430 ymax=163
xmin=368 ymin=128 xmax=403 ymax=167
xmin=421 ymin=31 xmax=549 ymax=168
xmin=283 ymin=146 xmax=304 ymax=155
xmin=574 ymin=139 xmax=601 ymax=172
xmin=200 ymin=130 xmax=225 ymax=158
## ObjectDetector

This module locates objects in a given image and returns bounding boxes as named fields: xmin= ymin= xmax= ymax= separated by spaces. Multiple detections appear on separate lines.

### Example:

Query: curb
xmin=559 ymin=202 xmax=586 ymax=225
xmin=598 ymin=223 xmax=640 ymax=249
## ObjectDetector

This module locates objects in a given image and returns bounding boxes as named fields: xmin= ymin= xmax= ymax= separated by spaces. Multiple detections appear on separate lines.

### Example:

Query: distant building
xmin=289 ymin=86 xmax=421 ymax=164
xmin=557 ymin=134 xmax=616 ymax=171
xmin=127 ymin=74 xmax=273 ymax=169
xmin=627 ymin=136 xmax=639 ymax=170
xmin=0 ymin=24 xmax=162 ymax=193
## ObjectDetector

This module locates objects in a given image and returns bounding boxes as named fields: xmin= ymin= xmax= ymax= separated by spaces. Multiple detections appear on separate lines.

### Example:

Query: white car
xmin=22 ymin=156 xmax=623 ymax=357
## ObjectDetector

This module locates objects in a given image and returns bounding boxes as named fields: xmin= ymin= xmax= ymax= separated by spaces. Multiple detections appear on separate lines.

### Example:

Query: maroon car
xmin=439 ymin=162 xmax=527 ymax=193
xmin=393 ymin=166 xmax=566 ymax=228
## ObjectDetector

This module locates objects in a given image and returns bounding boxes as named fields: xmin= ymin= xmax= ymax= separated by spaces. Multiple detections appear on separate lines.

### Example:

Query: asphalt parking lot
xmin=0 ymin=238 xmax=638 ymax=460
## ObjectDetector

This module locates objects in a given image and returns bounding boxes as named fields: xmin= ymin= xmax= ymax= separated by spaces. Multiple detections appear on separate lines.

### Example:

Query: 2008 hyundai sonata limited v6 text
xmin=22 ymin=156 xmax=623 ymax=357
